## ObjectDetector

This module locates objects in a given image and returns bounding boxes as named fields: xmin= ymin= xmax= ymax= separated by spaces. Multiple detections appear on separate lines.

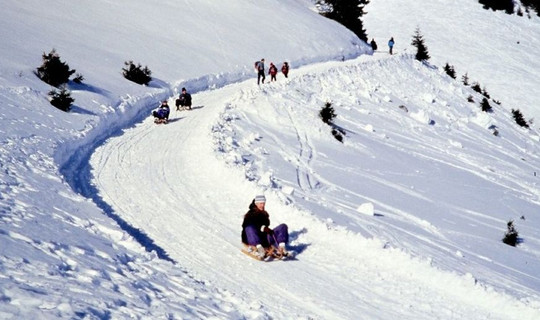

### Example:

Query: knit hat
xmin=254 ymin=195 xmax=266 ymax=203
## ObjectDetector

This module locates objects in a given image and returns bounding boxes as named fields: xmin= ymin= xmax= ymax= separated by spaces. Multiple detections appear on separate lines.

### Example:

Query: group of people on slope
xmin=369 ymin=37 xmax=395 ymax=55
xmin=255 ymin=58 xmax=289 ymax=85
xmin=152 ymin=87 xmax=192 ymax=123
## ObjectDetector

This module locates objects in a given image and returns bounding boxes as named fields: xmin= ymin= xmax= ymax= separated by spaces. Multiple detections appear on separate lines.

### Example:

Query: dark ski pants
xmin=245 ymin=223 xmax=289 ymax=247
xmin=257 ymin=71 xmax=265 ymax=85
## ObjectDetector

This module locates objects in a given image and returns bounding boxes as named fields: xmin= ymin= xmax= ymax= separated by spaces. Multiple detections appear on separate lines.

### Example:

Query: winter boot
xmin=256 ymin=244 xmax=266 ymax=259
xmin=277 ymin=242 xmax=288 ymax=258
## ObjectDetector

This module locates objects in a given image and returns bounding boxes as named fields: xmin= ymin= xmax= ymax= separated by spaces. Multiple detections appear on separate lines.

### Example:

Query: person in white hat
xmin=241 ymin=195 xmax=289 ymax=259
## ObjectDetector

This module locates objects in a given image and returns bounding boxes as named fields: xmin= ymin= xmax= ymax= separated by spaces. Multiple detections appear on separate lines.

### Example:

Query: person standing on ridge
xmin=388 ymin=37 xmax=395 ymax=55
xmin=255 ymin=58 xmax=266 ymax=85
xmin=281 ymin=61 xmax=289 ymax=78
xmin=268 ymin=62 xmax=278 ymax=82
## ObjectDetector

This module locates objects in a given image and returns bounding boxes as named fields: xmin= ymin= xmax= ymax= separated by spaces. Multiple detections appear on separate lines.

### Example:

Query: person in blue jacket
xmin=388 ymin=37 xmax=395 ymax=55
xmin=153 ymin=100 xmax=170 ymax=122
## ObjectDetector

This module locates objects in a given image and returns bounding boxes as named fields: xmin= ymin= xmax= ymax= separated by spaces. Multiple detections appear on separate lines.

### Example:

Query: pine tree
xmin=462 ymin=72 xmax=470 ymax=86
xmin=319 ymin=101 xmax=337 ymax=124
xmin=502 ymin=220 xmax=519 ymax=246
xmin=48 ymin=86 xmax=74 ymax=112
xmin=36 ymin=49 xmax=76 ymax=87
xmin=471 ymin=82 xmax=482 ymax=93
xmin=520 ymin=0 xmax=540 ymax=16
xmin=122 ymin=61 xmax=152 ymax=85
xmin=479 ymin=0 xmax=515 ymax=14
xmin=411 ymin=27 xmax=430 ymax=62
xmin=512 ymin=109 xmax=529 ymax=128
xmin=443 ymin=63 xmax=456 ymax=79
xmin=322 ymin=0 xmax=370 ymax=42
xmin=480 ymin=97 xmax=492 ymax=112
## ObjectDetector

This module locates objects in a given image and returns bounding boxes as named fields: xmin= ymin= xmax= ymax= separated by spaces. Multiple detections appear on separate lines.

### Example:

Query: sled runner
xmin=154 ymin=118 xmax=168 ymax=124
xmin=241 ymin=244 xmax=294 ymax=262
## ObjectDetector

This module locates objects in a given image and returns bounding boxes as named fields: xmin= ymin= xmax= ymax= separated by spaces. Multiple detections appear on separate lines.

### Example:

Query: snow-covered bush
xmin=35 ymin=49 xmax=76 ymax=87
xmin=122 ymin=60 xmax=152 ymax=85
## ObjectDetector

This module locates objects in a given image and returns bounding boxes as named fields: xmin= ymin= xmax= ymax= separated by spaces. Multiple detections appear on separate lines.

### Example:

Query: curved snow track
xmin=90 ymin=58 xmax=540 ymax=319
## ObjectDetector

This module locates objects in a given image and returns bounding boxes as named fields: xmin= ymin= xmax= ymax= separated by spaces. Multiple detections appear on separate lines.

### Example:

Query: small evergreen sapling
xmin=122 ymin=60 xmax=152 ymax=85
xmin=48 ymin=87 xmax=74 ymax=112
xmin=443 ymin=63 xmax=456 ymax=79
xmin=512 ymin=109 xmax=529 ymax=128
xmin=480 ymin=97 xmax=493 ymax=112
xmin=73 ymin=73 xmax=84 ymax=84
xmin=319 ymin=101 xmax=345 ymax=142
xmin=502 ymin=220 xmax=519 ymax=246
xmin=319 ymin=101 xmax=337 ymax=125
xmin=471 ymin=82 xmax=482 ymax=93
xmin=35 ymin=49 xmax=76 ymax=87
xmin=411 ymin=27 xmax=430 ymax=62
xmin=462 ymin=73 xmax=470 ymax=86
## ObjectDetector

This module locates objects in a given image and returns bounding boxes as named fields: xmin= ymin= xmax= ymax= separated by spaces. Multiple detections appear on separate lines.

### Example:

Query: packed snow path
xmin=91 ymin=57 xmax=540 ymax=319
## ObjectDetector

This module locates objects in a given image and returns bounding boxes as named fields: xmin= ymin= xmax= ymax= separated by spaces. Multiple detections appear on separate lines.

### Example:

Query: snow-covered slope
xmin=92 ymin=54 xmax=540 ymax=319
xmin=364 ymin=0 xmax=540 ymax=121
xmin=1 ymin=0 xmax=540 ymax=319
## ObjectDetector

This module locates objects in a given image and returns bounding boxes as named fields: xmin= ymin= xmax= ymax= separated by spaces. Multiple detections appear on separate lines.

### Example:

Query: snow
xmin=1 ymin=0 xmax=540 ymax=319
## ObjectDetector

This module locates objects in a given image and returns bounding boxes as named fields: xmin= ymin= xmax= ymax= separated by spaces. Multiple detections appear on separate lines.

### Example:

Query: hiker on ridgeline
xmin=269 ymin=62 xmax=278 ymax=82
xmin=281 ymin=62 xmax=289 ymax=78
xmin=388 ymin=37 xmax=395 ymax=55
xmin=255 ymin=58 xmax=266 ymax=85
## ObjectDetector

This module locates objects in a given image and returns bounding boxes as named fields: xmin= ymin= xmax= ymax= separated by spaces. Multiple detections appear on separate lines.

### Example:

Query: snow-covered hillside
xmin=364 ymin=0 xmax=540 ymax=121
xmin=1 ymin=0 xmax=540 ymax=319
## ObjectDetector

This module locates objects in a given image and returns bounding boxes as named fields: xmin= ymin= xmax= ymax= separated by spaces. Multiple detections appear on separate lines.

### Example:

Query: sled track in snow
xmin=88 ymin=57 xmax=540 ymax=319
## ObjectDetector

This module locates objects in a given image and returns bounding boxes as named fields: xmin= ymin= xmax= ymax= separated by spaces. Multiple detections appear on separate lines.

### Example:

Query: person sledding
xmin=175 ymin=87 xmax=192 ymax=111
xmin=241 ymin=194 xmax=290 ymax=260
xmin=152 ymin=100 xmax=170 ymax=124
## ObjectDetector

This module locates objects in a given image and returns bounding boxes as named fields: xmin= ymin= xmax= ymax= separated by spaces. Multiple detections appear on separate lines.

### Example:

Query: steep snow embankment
xmin=91 ymin=54 xmax=540 ymax=319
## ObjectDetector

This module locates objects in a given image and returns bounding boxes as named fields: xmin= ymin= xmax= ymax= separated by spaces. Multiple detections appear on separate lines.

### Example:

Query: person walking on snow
xmin=255 ymin=58 xmax=266 ymax=85
xmin=388 ymin=37 xmax=395 ymax=55
xmin=268 ymin=62 xmax=278 ymax=82
xmin=281 ymin=61 xmax=289 ymax=78
xmin=241 ymin=195 xmax=289 ymax=259
xmin=175 ymin=87 xmax=192 ymax=111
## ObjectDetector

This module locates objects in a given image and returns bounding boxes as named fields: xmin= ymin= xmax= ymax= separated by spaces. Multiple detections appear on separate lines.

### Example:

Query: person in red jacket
xmin=268 ymin=62 xmax=278 ymax=82
xmin=281 ymin=61 xmax=289 ymax=78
